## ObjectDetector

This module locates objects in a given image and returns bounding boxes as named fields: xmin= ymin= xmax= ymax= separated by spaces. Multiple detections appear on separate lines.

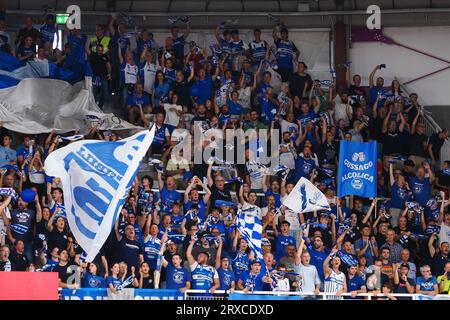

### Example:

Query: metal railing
xmin=184 ymin=289 xmax=450 ymax=300
xmin=397 ymin=78 xmax=450 ymax=163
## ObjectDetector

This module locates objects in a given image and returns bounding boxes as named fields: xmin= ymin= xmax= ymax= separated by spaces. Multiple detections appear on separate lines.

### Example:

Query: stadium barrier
xmin=184 ymin=289 xmax=450 ymax=301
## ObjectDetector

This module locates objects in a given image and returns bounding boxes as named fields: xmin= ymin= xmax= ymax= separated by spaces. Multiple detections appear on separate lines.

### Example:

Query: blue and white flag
xmin=44 ymin=126 xmax=155 ymax=262
xmin=337 ymin=141 xmax=377 ymax=198
xmin=282 ymin=177 xmax=330 ymax=214
xmin=236 ymin=208 xmax=263 ymax=261
xmin=0 ymin=188 xmax=18 ymax=201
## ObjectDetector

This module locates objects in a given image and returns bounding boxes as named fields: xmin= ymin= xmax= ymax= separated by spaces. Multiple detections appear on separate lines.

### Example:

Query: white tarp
xmin=0 ymin=78 xmax=139 ymax=134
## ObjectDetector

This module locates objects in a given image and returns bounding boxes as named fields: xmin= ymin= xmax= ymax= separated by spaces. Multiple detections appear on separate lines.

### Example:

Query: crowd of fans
xmin=0 ymin=8 xmax=450 ymax=299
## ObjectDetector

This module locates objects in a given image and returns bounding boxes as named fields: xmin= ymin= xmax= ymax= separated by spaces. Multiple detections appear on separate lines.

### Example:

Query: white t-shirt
xmin=238 ymin=87 xmax=252 ymax=110
xmin=281 ymin=119 xmax=298 ymax=135
xmin=245 ymin=161 xmax=265 ymax=190
xmin=439 ymin=222 xmax=450 ymax=246
xmin=293 ymin=263 xmax=321 ymax=293
xmin=242 ymin=202 xmax=262 ymax=220
xmin=142 ymin=62 xmax=157 ymax=94
xmin=333 ymin=96 xmax=351 ymax=127
xmin=163 ymin=103 xmax=182 ymax=127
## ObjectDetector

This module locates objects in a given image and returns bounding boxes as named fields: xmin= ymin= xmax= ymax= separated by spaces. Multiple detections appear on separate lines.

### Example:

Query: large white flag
xmin=44 ymin=126 xmax=155 ymax=261
xmin=282 ymin=177 xmax=330 ymax=214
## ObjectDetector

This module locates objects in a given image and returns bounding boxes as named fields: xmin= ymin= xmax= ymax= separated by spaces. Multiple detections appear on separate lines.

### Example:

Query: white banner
xmin=44 ymin=126 xmax=155 ymax=261
xmin=0 ymin=78 xmax=139 ymax=134
xmin=282 ymin=177 xmax=330 ymax=214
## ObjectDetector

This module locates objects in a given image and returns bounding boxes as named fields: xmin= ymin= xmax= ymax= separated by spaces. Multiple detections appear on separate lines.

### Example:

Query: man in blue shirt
xmin=157 ymin=171 xmax=182 ymax=214
xmin=0 ymin=134 xmax=17 ymax=167
xmin=126 ymin=83 xmax=150 ymax=125
xmin=271 ymin=27 xmax=299 ymax=82
xmin=275 ymin=221 xmax=296 ymax=261
xmin=368 ymin=64 xmax=387 ymax=108
xmin=409 ymin=164 xmax=434 ymax=206
xmin=294 ymin=146 xmax=316 ymax=182
xmin=170 ymin=22 xmax=191 ymax=68
xmin=186 ymin=235 xmax=220 ymax=291
xmin=346 ymin=265 xmax=366 ymax=299
xmin=307 ymin=235 xmax=330 ymax=282
xmin=237 ymin=260 xmax=272 ymax=292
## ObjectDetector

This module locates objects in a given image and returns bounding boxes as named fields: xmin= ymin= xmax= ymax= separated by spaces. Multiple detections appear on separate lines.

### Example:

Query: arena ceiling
xmin=4 ymin=0 xmax=450 ymax=29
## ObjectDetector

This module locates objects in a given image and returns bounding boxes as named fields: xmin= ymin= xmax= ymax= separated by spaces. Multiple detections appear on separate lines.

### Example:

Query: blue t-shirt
xmin=264 ymin=190 xmax=282 ymax=208
xmin=274 ymin=39 xmax=296 ymax=69
xmin=218 ymin=267 xmax=235 ymax=290
xmin=172 ymin=35 xmax=186 ymax=60
xmin=166 ymin=263 xmax=191 ymax=290
xmin=40 ymin=23 xmax=56 ymax=45
xmin=17 ymin=45 xmax=36 ymax=59
xmin=153 ymin=82 xmax=170 ymax=107
xmin=239 ymin=270 xmax=265 ymax=291
xmin=190 ymin=263 xmax=217 ymax=290
xmin=294 ymin=156 xmax=316 ymax=181
xmin=159 ymin=186 xmax=182 ymax=213
xmin=190 ymin=76 xmax=213 ymax=105
xmin=127 ymin=92 xmax=150 ymax=108
xmin=389 ymin=183 xmax=410 ymax=209
xmin=307 ymin=246 xmax=330 ymax=282
xmin=0 ymin=146 xmax=17 ymax=166
xmin=233 ymin=251 xmax=250 ymax=279
xmin=184 ymin=199 xmax=207 ymax=221
xmin=84 ymin=273 xmax=107 ymax=288
xmin=106 ymin=276 xmax=123 ymax=289
xmin=275 ymin=234 xmax=296 ymax=260
xmin=354 ymin=238 xmax=377 ymax=266
xmin=369 ymin=86 xmax=387 ymax=109
xmin=408 ymin=177 xmax=431 ymax=206
xmin=297 ymin=111 xmax=319 ymax=128
xmin=229 ymin=101 xmax=243 ymax=115
xmin=347 ymin=274 xmax=365 ymax=298
xmin=416 ymin=276 xmax=438 ymax=292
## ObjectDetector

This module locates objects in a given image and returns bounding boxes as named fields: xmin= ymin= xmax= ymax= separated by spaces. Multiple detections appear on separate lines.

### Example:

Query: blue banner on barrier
xmin=228 ymin=293 xmax=302 ymax=300
xmin=61 ymin=288 xmax=184 ymax=300
xmin=61 ymin=288 xmax=108 ymax=300
xmin=133 ymin=289 xmax=184 ymax=300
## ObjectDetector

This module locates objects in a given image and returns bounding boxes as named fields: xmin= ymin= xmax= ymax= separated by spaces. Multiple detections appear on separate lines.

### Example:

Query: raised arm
xmin=362 ymin=198 xmax=378 ymax=224
xmin=369 ymin=65 xmax=380 ymax=88
xmin=186 ymin=235 xmax=197 ymax=266
xmin=114 ymin=215 xmax=123 ymax=242
xmin=207 ymin=162 xmax=214 ymax=187
xmin=214 ymin=236 xmax=223 ymax=270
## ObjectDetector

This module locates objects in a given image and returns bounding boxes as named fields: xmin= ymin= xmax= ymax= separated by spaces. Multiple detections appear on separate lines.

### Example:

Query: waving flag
xmin=236 ymin=208 xmax=263 ymax=261
xmin=44 ymin=126 xmax=155 ymax=261
xmin=337 ymin=141 xmax=377 ymax=198
xmin=283 ymin=177 xmax=330 ymax=214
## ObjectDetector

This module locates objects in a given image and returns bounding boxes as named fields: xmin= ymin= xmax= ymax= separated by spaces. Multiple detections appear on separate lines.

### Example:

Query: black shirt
xmin=47 ymin=228 xmax=69 ymax=252
xmin=89 ymin=53 xmax=109 ymax=77
xmin=53 ymin=262 xmax=74 ymax=283
xmin=408 ymin=133 xmax=427 ymax=157
xmin=382 ymin=132 xmax=405 ymax=156
xmin=428 ymin=133 xmax=445 ymax=161
xmin=289 ymin=73 xmax=313 ymax=99
xmin=170 ymin=80 xmax=190 ymax=107
xmin=436 ymin=169 xmax=450 ymax=187
xmin=117 ymin=237 xmax=144 ymax=271
xmin=209 ymin=184 xmax=232 ymax=207
xmin=431 ymin=254 xmax=449 ymax=277
xmin=9 ymin=251 xmax=28 ymax=271
xmin=16 ymin=27 xmax=41 ymax=45
xmin=141 ymin=274 xmax=155 ymax=289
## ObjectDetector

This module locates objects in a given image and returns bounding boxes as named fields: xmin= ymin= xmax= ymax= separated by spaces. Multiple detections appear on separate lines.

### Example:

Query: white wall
xmin=146 ymin=28 xmax=331 ymax=80
xmin=349 ymin=26 xmax=450 ymax=106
